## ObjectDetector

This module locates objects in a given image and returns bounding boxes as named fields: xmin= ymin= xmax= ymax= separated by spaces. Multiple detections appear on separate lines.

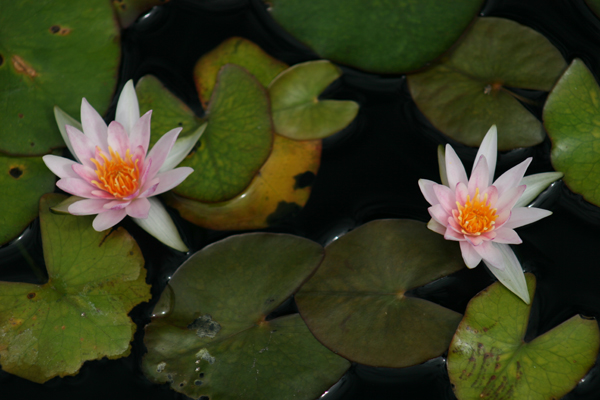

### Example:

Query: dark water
xmin=2 ymin=0 xmax=600 ymax=399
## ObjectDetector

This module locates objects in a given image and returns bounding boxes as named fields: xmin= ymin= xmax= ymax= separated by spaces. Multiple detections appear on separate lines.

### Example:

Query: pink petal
xmin=138 ymin=179 xmax=159 ymax=198
xmin=466 ymin=235 xmax=484 ymax=246
xmin=495 ymin=185 xmax=526 ymax=216
xmin=103 ymin=200 xmax=132 ymax=210
xmin=492 ymin=158 xmax=532 ymax=198
xmin=472 ymin=125 xmax=497 ymax=184
xmin=427 ymin=219 xmax=446 ymax=235
xmin=66 ymin=125 xmax=96 ymax=168
xmin=92 ymin=190 xmax=115 ymax=199
xmin=481 ymin=231 xmax=496 ymax=241
xmin=418 ymin=179 xmax=440 ymax=206
xmin=428 ymin=204 xmax=449 ymax=226
xmin=80 ymin=98 xmax=108 ymax=153
xmin=68 ymin=198 xmax=111 ymax=215
xmin=72 ymin=163 xmax=98 ymax=185
xmin=129 ymin=110 xmax=152 ymax=155
xmin=492 ymin=228 xmax=522 ymax=244
xmin=126 ymin=197 xmax=151 ymax=218
xmin=432 ymin=184 xmax=456 ymax=214
xmin=473 ymin=240 xmax=504 ymax=269
xmin=57 ymin=178 xmax=104 ymax=199
xmin=502 ymin=207 xmax=553 ymax=230
xmin=145 ymin=128 xmax=181 ymax=180
xmin=115 ymin=80 xmax=140 ymax=134
xmin=42 ymin=155 xmax=80 ymax=179
xmin=460 ymin=241 xmax=482 ymax=268
xmin=92 ymin=209 xmax=127 ymax=231
xmin=467 ymin=155 xmax=490 ymax=197
xmin=107 ymin=121 xmax=130 ymax=157
xmin=482 ymin=185 xmax=498 ymax=207
xmin=448 ymin=213 xmax=463 ymax=233
xmin=444 ymin=226 xmax=465 ymax=241
xmin=445 ymin=144 xmax=468 ymax=190
xmin=455 ymin=182 xmax=468 ymax=205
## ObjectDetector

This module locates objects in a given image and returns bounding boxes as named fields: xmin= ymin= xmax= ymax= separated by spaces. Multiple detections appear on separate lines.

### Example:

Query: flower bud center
xmin=455 ymin=188 xmax=498 ymax=236
xmin=90 ymin=147 xmax=140 ymax=198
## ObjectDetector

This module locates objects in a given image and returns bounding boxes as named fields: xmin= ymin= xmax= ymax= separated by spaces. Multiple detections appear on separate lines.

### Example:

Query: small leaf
xmin=269 ymin=60 xmax=358 ymax=140
xmin=408 ymin=17 xmax=567 ymax=150
xmin=448 ymin=274 xmax=600 ymax=400
xmin=0 ymin=194 xmax=151 ymax=383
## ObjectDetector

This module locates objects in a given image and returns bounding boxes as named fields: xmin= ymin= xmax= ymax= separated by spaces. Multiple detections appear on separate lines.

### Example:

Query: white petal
xmin=493 ymin=158 xmax=532 ymax=198
xmin=131 ymin=197 xmax=188 ymax=252
xmin=419 ymin=179 xmax=440 ymax=206
xmin=437 ymin=145 xmax=449 ymax=187
xmin=514 ymin=172 xmax=563 ymax=208
xmin=159 ymin=122 xmax=206 ymax=173
xmin=115 ymin=80 xmax=140 ymax=134
xmin=427 ymin=219 xmax=446 ymax=235
xmin=54 ymin=106 xmax=82 ymax=162
xmin=460 ymin=241 xmax=482 ymax=269
xmin=501 ymin=207 xmax=553 ymax=230
xmin=473 ymin=125 xmax=497 ymax=183
xmin=483 ymin=243 xmax=530 ymax=304
xmin=42 ymin=155 xmax=80 ymax=179
xmin=445 ymin=144 xmax=468 ymax=190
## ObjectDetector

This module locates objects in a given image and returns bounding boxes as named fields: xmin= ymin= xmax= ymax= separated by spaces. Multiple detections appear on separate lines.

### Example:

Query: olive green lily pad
xmin=112 ymin=0 xmax=170 ymax=28
xmin=269 ymin=60 xmax=359 ymax=140
xmin=0 ymin=155 xmax=55 ymax=245
xmin=0 ymin=0 xmax=120 ymax=156
xmin=296 ymin=219 xmax=465 ymax=368
xmin=543 ymin=59 xmax=600 ymax=207
xmin=267 ymin=0 xmax=483 ymax=74
xmin=448 ymin=274 xmax=600 ymax=400
xmin=194 ymin=37 xmax=288 ymax=108
xmin=0 ymin=194 xmax=151 ymax=383
xmin=142 ymin=233 xmax=349 ymax=399
xmin=586 ymin=0 xmax=600 ymax=19
xmin=407 ymin=17 xmax=566 ymax=150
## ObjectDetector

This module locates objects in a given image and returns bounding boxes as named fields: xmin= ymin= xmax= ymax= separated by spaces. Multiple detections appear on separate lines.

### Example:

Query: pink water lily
xmin=419 ymin=126 xmax=560 ymax=303
xmin=43 ymin=80 xmax=200 ymax=251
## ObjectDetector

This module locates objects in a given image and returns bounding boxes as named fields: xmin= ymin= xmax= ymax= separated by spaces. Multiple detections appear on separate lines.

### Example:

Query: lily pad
xmin=165 ymin=134 xmax=321 ymax=230
xmin=544 ymin=59 xmax=600 ymax=207
xmin=0 ymin=194 xmax=151 ymax=383
xmin=448 ymin=274 xmax=600 ymax=400
xmin=269 ymin=60 xmax=359 ymax=140
xmin=0 ymin=0 xmax=120 ymax=156
xmin=296 ymin=219 xmax=465 ymax=368
xmin=0 ymin=154 xmax=55 ymax=245
xmin=407 ymin=17 xmax=567 ymax=150
xmin=142 ymin=233 xmax=349 ymax=399
xmin=267 ymin=0 xmax=483 ymax=73
xmin=194 ymin=37 xmax=288 ymax=107
xmin=586 ymin=0 xmax=600 ymax=19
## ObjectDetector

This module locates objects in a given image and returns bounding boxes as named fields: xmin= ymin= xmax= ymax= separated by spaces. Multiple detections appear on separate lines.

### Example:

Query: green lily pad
xmin=296 ymin=219 xmax=465 ymax=368
xmin=142 ymin=233 xmax=349 ymax=399
xmin=0 ymin=0 xmax=120 ymax=156
xmin=0 ymin=154 xmax=55 ymax=245
xmin=544 ymin=59 xmax=600 ymax=207
xmin=112 ymin=0 xmax=170 ymax=28
xmin=407 ymin=17 xmax=567 ymax=150
xmin=195 ymin=37 xmax=288 ymax=108
xmin=269 ymin=60 xmax=359 ymax=140
xmin=448 ymin=274 xmax=600 ymax=400
xmin=586 ymin=0 xmax=600 ymax=19
xmin=0 ymin=194 xmax=151 ymax=383
xmin=267 ymin=0 xmax=483 ymax=73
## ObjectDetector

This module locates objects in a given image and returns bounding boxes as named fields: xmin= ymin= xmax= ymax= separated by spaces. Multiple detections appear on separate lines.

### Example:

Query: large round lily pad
xmin=296 ymin=219 xmax=465 ymax=368
xmin=448 ymin=274 xmax=600 ymax=400
xmin=408 ymin=17 xmax=567 ymax=150
xmin=0 ymin=194 xmax=151 ymax=383
xmin=544 ymin=59 xmax=600 ymax=207
xmin=267 ymin=0 xmax=483 ymax=73
xmin=165 ymin=134 xmax=321 ymax=230
xmin=0 ymin=0 xmax=120 ymax=156
xmin=0 ymin=154 xmax=55 ymax=245
xmin=142 ymin=233 xmax=349 ymax=400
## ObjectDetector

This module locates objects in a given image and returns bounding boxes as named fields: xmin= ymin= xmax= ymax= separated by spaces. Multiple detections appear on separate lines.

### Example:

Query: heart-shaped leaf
xmin=0 ymin=154 xmax=55 ymax=245
xmin=0 ymin=0 xmax=120 ymax=156
xmin=544 ymin=58 xmax=600 ymax=207
xmin=408 ymin=17 xmax=566 ymax=150
xmin=142 ymin=233 xmax=349 ymax=400
xmin=448 ymin=274 xmax=600 ymax=400
xmin=269 ymin=60 xmax=358 ymax=140
xmin=0 ymin=194 xmax=151 ymax=383
xmin=296 ymin=219 xmax=465 ymax=368
xmin=267 ymin=0 xmax=483 ymax=73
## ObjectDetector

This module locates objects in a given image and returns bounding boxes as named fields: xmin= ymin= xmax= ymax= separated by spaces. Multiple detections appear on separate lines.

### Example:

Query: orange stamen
xmin=90 ymin=147 xmax=140 ymax=198
xmin=455 ymin=188 xmax=498 ymax=236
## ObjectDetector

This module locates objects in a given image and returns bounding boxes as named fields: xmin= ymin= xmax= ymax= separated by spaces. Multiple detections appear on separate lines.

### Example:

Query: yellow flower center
xmin=455 ymin=188 xmax=498 ymax=236
xmin=90 ymin=147 xmax=140 ymax=198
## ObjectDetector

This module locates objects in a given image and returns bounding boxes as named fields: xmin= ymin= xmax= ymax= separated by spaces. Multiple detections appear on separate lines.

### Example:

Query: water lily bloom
xmin=43 ymin=80 xmax=205 ymax=252
xmin=419 ymin=126 xmax=562 ymax=303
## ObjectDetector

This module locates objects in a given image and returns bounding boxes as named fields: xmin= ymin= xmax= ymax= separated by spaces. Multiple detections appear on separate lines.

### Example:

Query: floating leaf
xmin=0 ymin=0 xmax=120 ymax=156
xmin=544 ymin=59 xmax=600 ymax=207
xmin=269 ymin=60 xmax=358 ymax=140
xmin=0 ymin=155 xmax=55 ymax=245
xmin=296 ymin=219 xmax=465 ymax=367
xmin=0 ymin=194 xmax=151 ymax=383
xmin=165 ymin=134 xmax=321 ymax=230
xmin=267 ymin=0 xmax=483 ymax=73
xmin=142 ymin=233 xmax=349 ymax=399
xmin=448 ymin=274 xmax=600 ymax=400
xmin=194 ymin=37 xmax=288 ymax=107
xmin=112 ymin=0 xmax=170 ymax=28
xmin=408 ymin=17 xmax=566 ymax=150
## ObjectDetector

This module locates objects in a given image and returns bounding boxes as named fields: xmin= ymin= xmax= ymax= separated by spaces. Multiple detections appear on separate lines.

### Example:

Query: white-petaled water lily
xmin=43 ymin=80 xmax=205 ymax=252
xmin=419 ymin=125 xmax=562 ymax=303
